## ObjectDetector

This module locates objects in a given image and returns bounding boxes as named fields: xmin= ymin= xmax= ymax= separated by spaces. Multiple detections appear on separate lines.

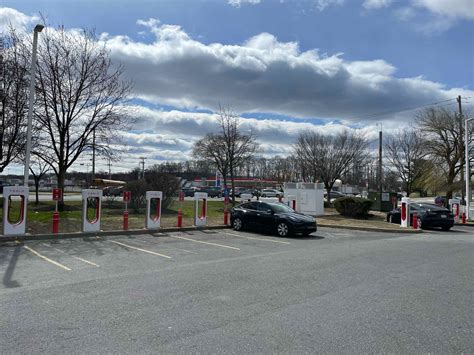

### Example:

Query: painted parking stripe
xmin=223 ymin=231 xmax=291 ymax=245
xmin=110 ymin=240 xmax=172 ymax=259
xmin=41 ymin=243 xmax=100 ymax=267
xmin=24 ymin=245 xmax=72 ymax=271
xmin=169 ymin=234 xmax=240 ymax=251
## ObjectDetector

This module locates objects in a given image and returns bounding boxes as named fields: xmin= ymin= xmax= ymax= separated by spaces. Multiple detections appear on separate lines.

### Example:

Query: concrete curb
xmin=0 ymin=225 xmax=232 ymax=243
xmin=317 ymin=223 xmax=423 ymax=233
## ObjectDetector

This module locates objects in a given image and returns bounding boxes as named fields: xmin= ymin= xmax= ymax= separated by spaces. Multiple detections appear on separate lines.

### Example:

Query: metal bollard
xmin=123 ymin=210 xmax=129 ymax=230
xmin=52 ymin=211 xmax=60 ymax=234
xmin=177 ymin=208 xmax=183 ymax=228
xmin=224 ymin=209 xmax=229 ymax=225
xmin=412 ymin=214 xmax=418 ymax=229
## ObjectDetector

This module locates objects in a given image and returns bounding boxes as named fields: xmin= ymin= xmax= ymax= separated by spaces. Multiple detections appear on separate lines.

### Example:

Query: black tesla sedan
xmin=230 ymin=201 xmax=317 ymax=237
xmin=386 ymin=203 xmax=454 ymax=230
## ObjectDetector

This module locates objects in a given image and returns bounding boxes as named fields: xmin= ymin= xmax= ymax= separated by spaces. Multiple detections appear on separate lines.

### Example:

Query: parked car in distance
xmin=324 ymin=191 xmax=346 ymax=202
xmin=237 ymin=188 xmax=257 ymax=197
xmin=198 ymin=186 xmax=222 ymax=198
xmin=230 ymin=201 xmax=317 ymax=237
xmin=230 ymin=187 xmax=245 ymax=198
xmin=260 ymin=189 xmax=283 ymax=198
xmin=386 ymin=203 xmax=454 ymax=230
xmin=181 ymin=187 xmax=197 ymax=197
xmin=103 ymin=186 xmax=124 ymax=197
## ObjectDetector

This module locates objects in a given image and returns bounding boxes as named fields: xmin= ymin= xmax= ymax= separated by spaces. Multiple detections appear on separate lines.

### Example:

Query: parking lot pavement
xmin=1 ymin=226 xmax=473 ymax=353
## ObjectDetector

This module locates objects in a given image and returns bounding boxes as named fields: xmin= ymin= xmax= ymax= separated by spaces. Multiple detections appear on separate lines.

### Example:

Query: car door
xmin=255 ymin=202 xmax=275 ymax=229
xmin=240 ymin=202 xmax=260 ymax=228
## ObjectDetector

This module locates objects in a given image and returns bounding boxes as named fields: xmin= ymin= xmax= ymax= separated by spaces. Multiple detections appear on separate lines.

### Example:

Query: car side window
xmin=240 ymin=202 xmax=254 ymax=209
xmin=256 ymin=203 xmax=272 ymax=212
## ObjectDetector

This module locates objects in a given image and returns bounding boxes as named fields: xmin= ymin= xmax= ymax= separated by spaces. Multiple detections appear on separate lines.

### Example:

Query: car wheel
xmin=276 ymin=222 xmax=290 ymax=237
xmin=441 ymin=226 xmax=451 ymax=231
xmin=233 ymin=218 xmax=243 ymax=231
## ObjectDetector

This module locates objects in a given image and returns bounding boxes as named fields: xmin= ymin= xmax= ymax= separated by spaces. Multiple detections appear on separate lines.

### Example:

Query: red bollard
xmin=123 ymin=210 xmax=129 ymax=230
xmin=224 ymin=209 xmax=229 ymax=225
xmin=412 ymin=214 xmax=418 ymax=229
xmin=52 ymin=211 xmax=60 ymax=234
xmin=177 ymin=208 xmax=183 ymax=228
xmin=462 ymin=212 xmax=466 ymax=224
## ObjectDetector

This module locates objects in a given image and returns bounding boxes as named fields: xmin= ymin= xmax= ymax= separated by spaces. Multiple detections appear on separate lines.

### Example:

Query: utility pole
xmin=139 ymin=157 xmax=146 ymax=180
xmin=378 ymin=123 xmax=383 ymax=194
xmin=92 ymin=129 xmax=96 ymax=182
xmin=457 ymin=95 xmax=464 ymax=204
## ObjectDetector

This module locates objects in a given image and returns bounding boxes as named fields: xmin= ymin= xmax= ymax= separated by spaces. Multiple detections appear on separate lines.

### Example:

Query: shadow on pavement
xmin=2 ymin=245 xmax=22 ymax=288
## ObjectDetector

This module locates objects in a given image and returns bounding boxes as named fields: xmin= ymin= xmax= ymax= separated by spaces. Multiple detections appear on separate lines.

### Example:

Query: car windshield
xmin=268 ymin=203 xmax=294 ymax=213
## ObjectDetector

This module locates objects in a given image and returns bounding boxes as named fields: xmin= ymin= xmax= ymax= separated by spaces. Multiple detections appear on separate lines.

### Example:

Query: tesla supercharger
xmin=194 ymin=192 xmax=207 ymax=227
xmin=240 ymin=193 xmax=252 ymax=202
xmin=82 ymin=189 xmax=102 ymax=233
xmin=449 ymin=198 xmax=460 ymax=223
xmin=400 ymin=197 xmax=410 ymax=228
xmin=146 ymin=191 xmax=162 ymax=229
xmin=2 ymin=186 xmax=29 ymax=236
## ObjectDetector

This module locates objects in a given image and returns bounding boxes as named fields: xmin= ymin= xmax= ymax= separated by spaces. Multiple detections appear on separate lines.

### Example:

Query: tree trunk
xmin=57 ymin=169 xmax=66 ymax=211
xmin=35 ymin=179 xmax=40 ymax=205
xmin=230 ymin=165 xmax=236 ymax=206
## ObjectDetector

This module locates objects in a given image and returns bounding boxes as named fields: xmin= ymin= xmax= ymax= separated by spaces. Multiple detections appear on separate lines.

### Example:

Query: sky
xmin=1 ymin=0 xmax=473 ymax=174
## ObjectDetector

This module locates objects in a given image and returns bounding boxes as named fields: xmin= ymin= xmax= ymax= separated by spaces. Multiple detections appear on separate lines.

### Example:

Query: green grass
xmin=0 ymin=199 xmax=228 ymax=223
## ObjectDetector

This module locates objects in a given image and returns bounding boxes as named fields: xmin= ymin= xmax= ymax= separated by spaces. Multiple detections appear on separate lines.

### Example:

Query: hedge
xmin=333 ymin=196 xmax=373 ymax=218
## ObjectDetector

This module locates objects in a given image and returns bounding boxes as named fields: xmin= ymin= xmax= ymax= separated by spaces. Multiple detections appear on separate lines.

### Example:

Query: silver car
xmin=261 ymin=189 xmax=283 ymax=198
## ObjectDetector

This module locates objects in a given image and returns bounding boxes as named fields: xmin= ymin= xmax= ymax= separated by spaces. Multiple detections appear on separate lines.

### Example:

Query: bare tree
xmin=29 ymin=27 xmax=132 ymax=209
xmin=0 ymin=29 xmax=28 ymax=173
xmin=384 ymin=129 xmax=426 ymax=196
xmin=193 ymin=106 xmax=258 ymax=204
xmin=193 ymin=134 xmax=230 ymax=189
xmin=418 ymin=107 xmax=473 ymax=199
xmin=294 ymin=130 xmax=368 ymax=198
xmin=29 ymin=158 xmax=50 ymax=204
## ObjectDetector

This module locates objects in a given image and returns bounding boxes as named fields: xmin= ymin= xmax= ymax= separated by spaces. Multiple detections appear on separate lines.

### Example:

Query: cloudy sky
xmin=1 ymin=0 xmax=473 ymax=174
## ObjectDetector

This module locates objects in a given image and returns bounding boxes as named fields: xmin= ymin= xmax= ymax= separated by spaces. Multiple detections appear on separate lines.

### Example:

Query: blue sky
xmin=1 ymin=0 xmax=473 ymax=173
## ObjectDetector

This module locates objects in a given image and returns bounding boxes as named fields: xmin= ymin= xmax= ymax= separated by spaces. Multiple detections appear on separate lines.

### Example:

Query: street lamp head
xmin=34 ymin=24 xmax=44 ymax=33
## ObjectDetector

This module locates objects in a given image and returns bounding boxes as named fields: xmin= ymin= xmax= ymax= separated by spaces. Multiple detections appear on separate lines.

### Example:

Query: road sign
xmin=123 ymin=191 xmax=131 ymax=202
xmin=52 ymin=188 xmax=62 ymax=201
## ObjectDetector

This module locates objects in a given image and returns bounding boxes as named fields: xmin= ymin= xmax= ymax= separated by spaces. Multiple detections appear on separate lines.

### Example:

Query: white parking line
xmin=223 ymin=231 xmax=291 ymax=245
xmin=169 ymin=234 xmax=240 ymax=251
xmin=24 ymin=245 xmax=72 ymax=271
xmin=110 ymin=240 xmax=172 ymax=259
xmin=41 ymin=243 xmax=100 ymax=267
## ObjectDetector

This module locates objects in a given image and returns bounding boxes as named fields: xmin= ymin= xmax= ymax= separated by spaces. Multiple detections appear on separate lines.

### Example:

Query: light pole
xmin=465 ymin=117 xmax=473 ymax=220
xmin=24 ymin=24 xmax=44 ymax=187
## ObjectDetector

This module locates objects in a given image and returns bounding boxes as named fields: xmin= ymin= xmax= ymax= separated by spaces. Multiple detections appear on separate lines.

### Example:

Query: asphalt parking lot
xmin=1 ymin=226 xmax=473 ymax=353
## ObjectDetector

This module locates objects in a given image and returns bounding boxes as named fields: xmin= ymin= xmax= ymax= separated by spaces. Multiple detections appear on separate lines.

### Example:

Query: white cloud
xmin=314 ymin=0 xmax=344 ymax=11
xmin=363 ymin=0 xmax=393 ymax=10
xmin=102 ymin=25 xmax=473 ymax=124
xmin=412 ymin=0 xmax=474 ymax=20
xmin=228 ymin=0 xmax=261 ymax=7
xmin=0 ymin=7 xmax=39 ymax=32
xmin=394 ymin=7 xmax=417 ymax=21
xmin=116 ymin=105 xmax=374 ymax=165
